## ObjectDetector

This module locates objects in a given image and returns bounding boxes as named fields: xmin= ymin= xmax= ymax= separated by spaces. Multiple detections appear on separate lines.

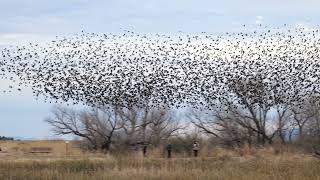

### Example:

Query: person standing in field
xmin=192 ymin=141 xmax=199 ymax=157
xmin=142 ymin=144 xmax=147 ymax=157
xmin=166 ymin=144 xmax=172 ymax=158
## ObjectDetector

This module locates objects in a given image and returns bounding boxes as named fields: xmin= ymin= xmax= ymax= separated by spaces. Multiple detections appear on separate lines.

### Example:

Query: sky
xmin=0 ymin=0 xmax=319 ymax=139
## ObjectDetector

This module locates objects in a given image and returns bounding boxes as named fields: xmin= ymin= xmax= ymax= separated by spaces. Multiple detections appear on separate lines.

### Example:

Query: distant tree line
xmin=0 ymin=136 xmax=14 ymax=141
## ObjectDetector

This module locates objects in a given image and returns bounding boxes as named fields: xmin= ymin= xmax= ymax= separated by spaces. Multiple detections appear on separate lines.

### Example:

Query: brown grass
xmin=0 ymin=141 xmax=319 ymax=179
xmin=0 ymin=147 xmax=320 ymax=180
xmin=0 ymin=140 xmax=82 ymax=156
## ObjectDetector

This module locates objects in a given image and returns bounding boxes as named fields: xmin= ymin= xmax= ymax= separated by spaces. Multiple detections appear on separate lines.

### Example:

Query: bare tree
xmin=304 ymin=98 xmax=320 ymax=144
xmin=290 ymin=106 xmax=313 ymax=141
xmin=191 ymin=72 xmax=293 ymax=146
xmin=116 ymin=106 xmax=152 ymax=147
xmin=190 ymin=105 xmax=291 ymax=147
xmin=284 ymin=98 xmax=320 ymax=143
xmin=275 ymin=105 xmax=291 ymax=144
xmin=147 ymin=108 xmax=182 ymax=146
xmin=190 ymin=108 xmax=249 ymax=147
xmin=117 ymin=106 xmax=182 ymax=147
xmin=45 ymin=106 xmax=123 ymax=152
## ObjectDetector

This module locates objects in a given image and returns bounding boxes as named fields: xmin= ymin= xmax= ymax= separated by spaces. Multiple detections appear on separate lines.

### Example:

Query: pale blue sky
xmin=0 ymin=0 xmax=319 ymax=139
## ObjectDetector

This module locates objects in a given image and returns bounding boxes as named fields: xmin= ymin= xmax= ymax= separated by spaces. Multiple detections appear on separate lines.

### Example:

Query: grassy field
xmin=1 ymin=141 xmax=320 ymax=179
xmin=0 ymin=140 xmax=82 ymax=156
xmin=1 ymin=149 xmax=320 ymax=180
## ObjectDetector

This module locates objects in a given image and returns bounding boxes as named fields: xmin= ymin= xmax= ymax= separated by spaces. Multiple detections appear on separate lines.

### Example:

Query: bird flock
xmin=1 ymin=26 xmax=320 ymax=109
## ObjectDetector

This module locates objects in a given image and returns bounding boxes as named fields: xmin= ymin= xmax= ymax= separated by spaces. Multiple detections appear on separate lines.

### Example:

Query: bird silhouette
xmin=0 ymin=26 xmax=319 ymax=110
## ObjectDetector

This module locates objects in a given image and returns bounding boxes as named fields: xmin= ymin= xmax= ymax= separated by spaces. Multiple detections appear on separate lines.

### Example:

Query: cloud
xmin=0 ymin=33 xmax=54 ymax=46
xmin=255 ymin=16 xmax=264 ymax=24
xmin=294 ymin=22 xmax=317 ymax=31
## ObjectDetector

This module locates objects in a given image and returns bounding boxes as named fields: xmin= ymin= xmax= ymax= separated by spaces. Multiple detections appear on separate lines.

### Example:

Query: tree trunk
xmin=279 ymin=129 xmax=286 ymax=144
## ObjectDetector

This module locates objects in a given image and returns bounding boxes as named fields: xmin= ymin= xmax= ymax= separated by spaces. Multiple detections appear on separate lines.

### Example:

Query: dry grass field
xmin=0 ymin=141 xmax=320 ymax=180
xmin=0 ymin=140 xmax=82 ymax=156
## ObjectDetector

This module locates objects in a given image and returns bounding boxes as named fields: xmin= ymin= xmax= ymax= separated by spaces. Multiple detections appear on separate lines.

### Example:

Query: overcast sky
xmin=0 ymin=0 xmax=319 ymax=139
